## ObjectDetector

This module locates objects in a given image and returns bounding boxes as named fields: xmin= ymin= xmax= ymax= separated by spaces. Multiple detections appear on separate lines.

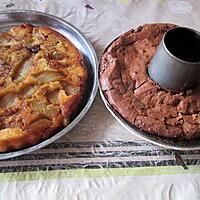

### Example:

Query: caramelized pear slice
xmin=63 ymin=84 xmax=80 ymax=95
xmin=47 ymin=90 xmax=59 ymax=104
xmin=36 ymin=71 xmax=64 ymax=83
xmin=13 ymin=56 xmax=34 ymax=80
xmin=0 ymin=93 xmax=17 ymax=108
xmin=21 ymin=85 xmax=39 ymax=97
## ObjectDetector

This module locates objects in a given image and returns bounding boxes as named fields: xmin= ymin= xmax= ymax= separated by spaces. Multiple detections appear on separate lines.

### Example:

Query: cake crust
xmin=100 ymin=23 xmax=200 ymax=140
xmin=0 ymin=24 xmax=87 ymax=152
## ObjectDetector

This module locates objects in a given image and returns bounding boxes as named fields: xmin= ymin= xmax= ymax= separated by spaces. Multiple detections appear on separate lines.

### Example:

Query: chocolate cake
xmin=100 ymin=23 xmax=200 ymax=140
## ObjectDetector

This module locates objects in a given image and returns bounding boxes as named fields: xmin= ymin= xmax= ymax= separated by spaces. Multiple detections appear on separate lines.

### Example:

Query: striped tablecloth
xmin=0 ymin=0 xmax=200 ymax=199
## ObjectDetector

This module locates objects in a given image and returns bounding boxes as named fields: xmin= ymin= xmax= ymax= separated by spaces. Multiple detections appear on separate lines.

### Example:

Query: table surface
xmin=0 ymin=0 xmax=200 ymax=199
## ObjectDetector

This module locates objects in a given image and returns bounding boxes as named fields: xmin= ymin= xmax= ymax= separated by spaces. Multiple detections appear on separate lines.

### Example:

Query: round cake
xmin=0 ymin=24 xmax=87 ymax=152
xmin=100 ymin=23 xmax=200 ymax=140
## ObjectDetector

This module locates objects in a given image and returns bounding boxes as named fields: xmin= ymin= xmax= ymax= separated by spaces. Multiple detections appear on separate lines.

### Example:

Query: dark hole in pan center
xmin=164 ymin=27 xmax=200 ymax=63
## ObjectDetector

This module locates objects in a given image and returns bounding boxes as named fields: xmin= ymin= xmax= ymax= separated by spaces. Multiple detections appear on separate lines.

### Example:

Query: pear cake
xmin=0 ymin=24 xmax=87 ymax=152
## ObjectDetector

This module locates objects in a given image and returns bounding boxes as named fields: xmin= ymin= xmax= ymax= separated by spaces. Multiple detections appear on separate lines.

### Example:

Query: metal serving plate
xmin=99 ymin=38 xmax=200 ymax=151
xmin=0 ymin=10 xmax=98 ymax=159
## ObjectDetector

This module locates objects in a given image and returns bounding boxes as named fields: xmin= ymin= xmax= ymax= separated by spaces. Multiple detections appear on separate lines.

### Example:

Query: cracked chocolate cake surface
xmin=100 ymin=23 xmax=200 ymax=140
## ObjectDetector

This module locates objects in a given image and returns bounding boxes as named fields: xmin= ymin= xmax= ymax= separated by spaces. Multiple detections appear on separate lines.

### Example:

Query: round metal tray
xmin=0 ymin=10 xmax=98 ymax=159
xmin=99 ymin=36 xmax=200 ymax=151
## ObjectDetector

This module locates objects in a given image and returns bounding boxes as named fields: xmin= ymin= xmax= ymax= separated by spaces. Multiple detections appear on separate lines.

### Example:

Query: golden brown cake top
xmin=0 ymin=24 xmax=87 ymax=152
